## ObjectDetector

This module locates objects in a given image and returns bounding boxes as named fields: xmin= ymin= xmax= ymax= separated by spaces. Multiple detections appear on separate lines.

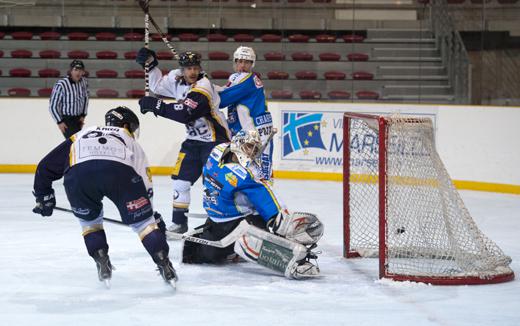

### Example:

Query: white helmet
xmin=233 ymin=46 xmax=256 ymax=67
xmin=230 ymin=130 xmax=262 ymax=166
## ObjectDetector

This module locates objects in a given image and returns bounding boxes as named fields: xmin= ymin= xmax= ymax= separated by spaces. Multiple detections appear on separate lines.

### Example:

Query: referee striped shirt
xmin=49 ymin=76 xmax=89 ymax=123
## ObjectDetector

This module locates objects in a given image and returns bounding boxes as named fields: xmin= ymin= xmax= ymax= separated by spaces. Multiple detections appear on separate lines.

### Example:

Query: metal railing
xmin=430 ymin=0 xmax=471 ymax=104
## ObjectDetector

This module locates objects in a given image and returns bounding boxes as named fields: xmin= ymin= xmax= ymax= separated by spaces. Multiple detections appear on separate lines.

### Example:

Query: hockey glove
xmin=32 ymin=190 xmax=56 ymax=217
xmin=139 ymin=96 xmax=162 ymax=115
xmin=136 ymin=47 xmax=158 ymax=70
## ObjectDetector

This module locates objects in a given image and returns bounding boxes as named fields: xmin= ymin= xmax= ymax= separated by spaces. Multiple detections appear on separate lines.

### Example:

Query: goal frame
xmin=342 ymin=112 xmax=515 ymax=285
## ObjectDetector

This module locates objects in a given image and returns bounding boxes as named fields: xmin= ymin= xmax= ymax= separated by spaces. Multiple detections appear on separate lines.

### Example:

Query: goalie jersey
xmin=202 ymin=143 xmax=280 ymax=223
xmin=33 ymin=126 xmax=152 ymax=197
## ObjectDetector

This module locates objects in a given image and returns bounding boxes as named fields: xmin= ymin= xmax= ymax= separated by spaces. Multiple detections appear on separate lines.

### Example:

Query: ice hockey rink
xmin=1 ymin=173 xmax=519 ymax=326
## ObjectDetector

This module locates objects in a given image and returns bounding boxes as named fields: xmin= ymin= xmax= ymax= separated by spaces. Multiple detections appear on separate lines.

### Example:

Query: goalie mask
xmin=105 ymin=106 xmax=140 ymax=138
xmin=230 ymin=130 xmax=262 ymax=167
xmin=233 ymin=46 xmax=256 ymax=67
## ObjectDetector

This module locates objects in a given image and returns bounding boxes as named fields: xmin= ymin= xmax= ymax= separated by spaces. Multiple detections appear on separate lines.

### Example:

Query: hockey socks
xmin=82 ymin=226 xmax=109 ymax=257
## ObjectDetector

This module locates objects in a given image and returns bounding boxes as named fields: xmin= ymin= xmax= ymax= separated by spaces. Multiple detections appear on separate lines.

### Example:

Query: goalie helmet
xmin=233 ymin=46 xmax=256 ymax=67
xmin=230 ymin=130 xmax=262 ymax=167
xmin=105 ymin=106 xmax=140 ymax=137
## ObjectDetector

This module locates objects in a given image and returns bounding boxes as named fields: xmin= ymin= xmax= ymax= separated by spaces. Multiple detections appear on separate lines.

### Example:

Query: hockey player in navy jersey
xmin=181 ymin=130 xmax=323 ymax=279
xmin=137 ymin=50 xmax=230 ymax=234
xmin=32 ymin=107 xmax=177 ymax=288
xmin=218 ymin=46 xmax=274 ymax=181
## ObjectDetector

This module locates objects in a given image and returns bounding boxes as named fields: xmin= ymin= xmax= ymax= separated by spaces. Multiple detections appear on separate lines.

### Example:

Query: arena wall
xmin=1 ymin=98 xmax=519 ymax=194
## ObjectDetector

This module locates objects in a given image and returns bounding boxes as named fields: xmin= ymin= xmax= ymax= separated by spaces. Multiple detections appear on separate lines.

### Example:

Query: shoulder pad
xmin=192 ymin=77 xmax=212 ymax=91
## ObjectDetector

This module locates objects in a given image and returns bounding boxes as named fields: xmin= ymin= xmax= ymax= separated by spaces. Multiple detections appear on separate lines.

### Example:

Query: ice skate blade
xmin=103 ymin=279 xmax=111 ymax=289
xmin=167 ymin=279 xmax=177 ymax=291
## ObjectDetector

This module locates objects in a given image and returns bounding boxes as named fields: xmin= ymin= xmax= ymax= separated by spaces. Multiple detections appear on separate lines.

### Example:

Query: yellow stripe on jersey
xmin=191 ymin=88 xmax=211 ymax=103
xmin=236 ymin=73 xmax=253 ymax=85
xmin=202 ymin=117 xmax=216 ymax=142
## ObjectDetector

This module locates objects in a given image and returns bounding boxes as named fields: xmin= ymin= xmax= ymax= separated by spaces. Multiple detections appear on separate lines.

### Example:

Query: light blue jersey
xmin=202 ymin=143 xmax=281 ymax=223
xmin=219 ymin=72 xmax=273 ymax=180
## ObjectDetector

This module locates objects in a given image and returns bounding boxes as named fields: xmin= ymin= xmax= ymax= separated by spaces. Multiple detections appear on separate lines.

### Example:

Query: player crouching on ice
xmin=32 ymin=107 xmax=177 ymax=288
xmin=180 ymin=130 xmax=324 ymax=279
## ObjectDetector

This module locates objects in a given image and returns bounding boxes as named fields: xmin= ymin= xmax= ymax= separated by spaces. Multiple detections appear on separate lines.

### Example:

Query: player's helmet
xmin=105 ymin=106 xmax=140 ymax=137
xmin=233 ymin=46 xmax=256 ymax=67
xmin=178 ymin=51 xmax=202 ymax=68
xmin=70 ymin=59 xmax=85 ymax=70
xmin=230 ymin=130 xmax=262 ymax=166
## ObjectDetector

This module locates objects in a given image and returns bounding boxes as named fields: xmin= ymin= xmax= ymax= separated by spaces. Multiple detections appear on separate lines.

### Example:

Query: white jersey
xmin=148 ymin=68 xmax=191 ymax=100
xmin=69 ymin=126 xmax=152 ymax=192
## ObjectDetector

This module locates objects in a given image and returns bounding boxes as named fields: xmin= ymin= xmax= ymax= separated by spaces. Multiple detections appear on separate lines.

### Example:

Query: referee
xmin=49 ymin=59 xmax=89 ymax=138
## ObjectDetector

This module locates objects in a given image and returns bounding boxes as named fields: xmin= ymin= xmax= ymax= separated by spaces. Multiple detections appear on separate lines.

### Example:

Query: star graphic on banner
xmin=314 ymin=124 xmax=320 ymax=131
xmin=304 ymin=139 xmax=309 ymax=146
xmin=307 ymin=130 xmax=313 ymax=137
xmin=303 ymin=149 xmax=309 ymax=155
xmin=321 ymin=120 xmax=327 ymax=128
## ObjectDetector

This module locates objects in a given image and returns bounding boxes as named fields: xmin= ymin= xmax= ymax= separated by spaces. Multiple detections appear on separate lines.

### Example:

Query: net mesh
xmin=347 ymin=114 xmax=513 ymax=280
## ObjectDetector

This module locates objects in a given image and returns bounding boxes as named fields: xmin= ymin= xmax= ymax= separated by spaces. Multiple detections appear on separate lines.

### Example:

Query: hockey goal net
xmin=343 ymin=112 xmax=514 ymax=285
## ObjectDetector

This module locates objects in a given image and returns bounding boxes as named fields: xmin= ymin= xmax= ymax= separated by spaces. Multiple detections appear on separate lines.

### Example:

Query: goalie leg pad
xmin=234 ymin=226 xmax=319 ymax=279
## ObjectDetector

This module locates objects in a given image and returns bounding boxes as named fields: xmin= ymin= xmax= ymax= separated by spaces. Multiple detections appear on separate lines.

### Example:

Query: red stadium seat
xmin=40 ymin=31 xmax=60 ymax=40
xmin=95 ymin=32 xmax=117 ymax=41
xmin=324 ymin=71 xmax=346 ymax=80
xmin=291 ymin=52 xmax=313 ymax=61
xmin=237 ymin=0 xmax=254 ymax=2
xmin=39 ymin=50 xmax=61 ymax=59
xmin=9 ymin=68 xmax=31 ymax=77
xmin=68 ymin=50 xmax=89 ymax=59
xmin=127 ymin=89 xmax=145 ymax=98
xmin=446 ymin=0 xmax=464 ymax=2
xmin=97 ymin=89 xmax=119 ymax=98
xmin=157 ymin=51 xmax=174 ymax=60
xmin=0 ymin=69 xmax=2 ymax=76
xmin=11 ymin=50 xmax=32 ymax=58
xmin=0 ymin=32 xmax=4 ymax=39
xmin=178 ymin=33 xmax=199 ymax=41
xmin=96 ymin=69 xmax=118 ymax=78
xmin=8 ymin=88 xmax=31 ymax=97
xmin=208 ymin=51 xmax=230 ymax=60
xmin=0 ymin=50 xmax=3 ymax=58
xmin=497 ymin=0 xmax=518 ymax=3
xmin=207 ymin=33 xmax=228 ymax=42
xmin=315 ymin=34 xmax=336 ymax=43
xmin=68 ymin=32 xmax=89 ymax=40
xmin=267 ymin=71 xmax=289 ymax=79
xmin=124 ymin=51 xmax=137 ymax=60
xmin=343 ymin=34 xmax=365 ymax=43
xmin=352 ymin=71 xmax=374 ymax=80
xmin=288 ymin=34 xmax=310 ymax=43
xmin=96 ymin=51 xmax=117 ymax=59
xmin=312 ymin=0 xmax=332 ymax=2
xmin=211 ymin=71 xmax=232 ymax=79
xmin=38 ymin=88 xmax=53 ymax=97
xmin=11 ymin=31 xmax=33 ymax=40
xmin=271 ymin=90 xmax=293 ymax=99
xmin=356 ymin=90 xmax=379 ymax=100
xmin=261 ymin=34 xmax=282 ymax=42
xmin=470 ymin=0 xmax=491 ymax=2
xmin=319 ymin=52 xmax=341 ymax=61
xmin=125 ymin=70 xmax=145 ymax=79
xmin=38 ymin=68 xmax=60 ymax=78
xmin=151 ymin=33 xmax=172 ymax=41
xmin=328 ymin=90 xmax=351 ymax=99
xmin=233 ymin=33 xmax=255 ymax=42
xmin=347 ymin=53 xmax=369 ymax=61
xmin=264 ymin=52 xmax=285 ymax=61
xmin=287 ymin=0 xmax=305 ymax=2
xmin=124 ymin=32 xmax=144 ymax=41
xmin=299 ymin=90 xmax=321 ymax=100
xmin=295 ymin=71 xmax=317 ymax=80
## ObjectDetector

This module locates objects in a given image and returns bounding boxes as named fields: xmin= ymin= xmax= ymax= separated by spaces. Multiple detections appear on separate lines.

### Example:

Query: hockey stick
xmin=55 ymin=206 xmax=126 ymax=226
xmin=165 ymin=220 xmax=251 ymax=248
xmin=186 ymin=212 xmax=208 ymax=219
xmin=142 ymin=0 xmax=150 ymax=96
xmin=137 ymin=0 xmax=179 ymax=59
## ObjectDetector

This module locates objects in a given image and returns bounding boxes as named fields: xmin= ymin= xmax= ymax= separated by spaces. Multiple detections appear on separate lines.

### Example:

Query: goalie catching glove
xmin=268 ymin=210 xmax=324 ymax=246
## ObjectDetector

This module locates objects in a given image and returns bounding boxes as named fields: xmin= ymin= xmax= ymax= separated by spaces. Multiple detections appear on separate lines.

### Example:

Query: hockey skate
xmin=167 ymin=222 xmax=188 ymax=234
xmin=153 ymin=250 xmax=178 ymax=289
xmin=92 ymin=249 xmax=113 ymax=288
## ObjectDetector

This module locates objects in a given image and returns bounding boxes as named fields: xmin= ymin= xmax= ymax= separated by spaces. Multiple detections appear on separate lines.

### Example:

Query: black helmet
xmin=105 ymin=106 xmax=140 ymax=135
xmin=70 ymin=59 xmax=85 ymax=70
xmin=178 ymin=51 xmax=201 ymax=68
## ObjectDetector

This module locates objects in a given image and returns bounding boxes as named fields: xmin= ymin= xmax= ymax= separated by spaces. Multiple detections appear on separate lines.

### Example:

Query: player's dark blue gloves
xmin=136 ymin=47 xmax=158 ymax=70
xmin=139 ymin=96 xmax=162 ymax=115
xmin=32 ymin=190 xmax=56 ymax=217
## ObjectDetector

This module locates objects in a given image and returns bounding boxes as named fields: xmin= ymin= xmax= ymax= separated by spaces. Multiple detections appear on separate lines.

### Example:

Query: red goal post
xmin=342 ymin=112 xmax=514 ymax=285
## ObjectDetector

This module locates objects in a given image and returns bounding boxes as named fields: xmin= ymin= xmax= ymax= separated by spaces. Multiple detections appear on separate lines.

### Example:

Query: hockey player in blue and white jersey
xmin=136 ymin=50 xmax=230 ymax=234
xmin=218 ymin=46 xmax=274 ymax=181
xmin=32 ymin=107 xmax=177 ymax=288
xmin=181 ymin=130 xmax=324 ymax=279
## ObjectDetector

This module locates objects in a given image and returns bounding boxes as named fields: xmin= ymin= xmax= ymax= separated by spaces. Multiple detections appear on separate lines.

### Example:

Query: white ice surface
xmin=1 ymin=174 xmax=519 ymax=326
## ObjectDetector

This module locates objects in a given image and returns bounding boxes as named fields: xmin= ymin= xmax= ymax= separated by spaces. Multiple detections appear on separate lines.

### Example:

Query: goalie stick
xmin=166 ymin=220 xmax=251 ymax=248
xmin=137 ymin=0 xmax=179 ymax=59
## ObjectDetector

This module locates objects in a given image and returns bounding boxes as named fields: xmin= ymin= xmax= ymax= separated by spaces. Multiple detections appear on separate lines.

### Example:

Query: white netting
xmin=346 ymin=114 xmax=513 ymax=281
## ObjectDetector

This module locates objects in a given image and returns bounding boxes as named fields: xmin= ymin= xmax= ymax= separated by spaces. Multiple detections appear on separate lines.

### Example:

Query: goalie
xmin=180 ymin=130 xmax=324 ymax=279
